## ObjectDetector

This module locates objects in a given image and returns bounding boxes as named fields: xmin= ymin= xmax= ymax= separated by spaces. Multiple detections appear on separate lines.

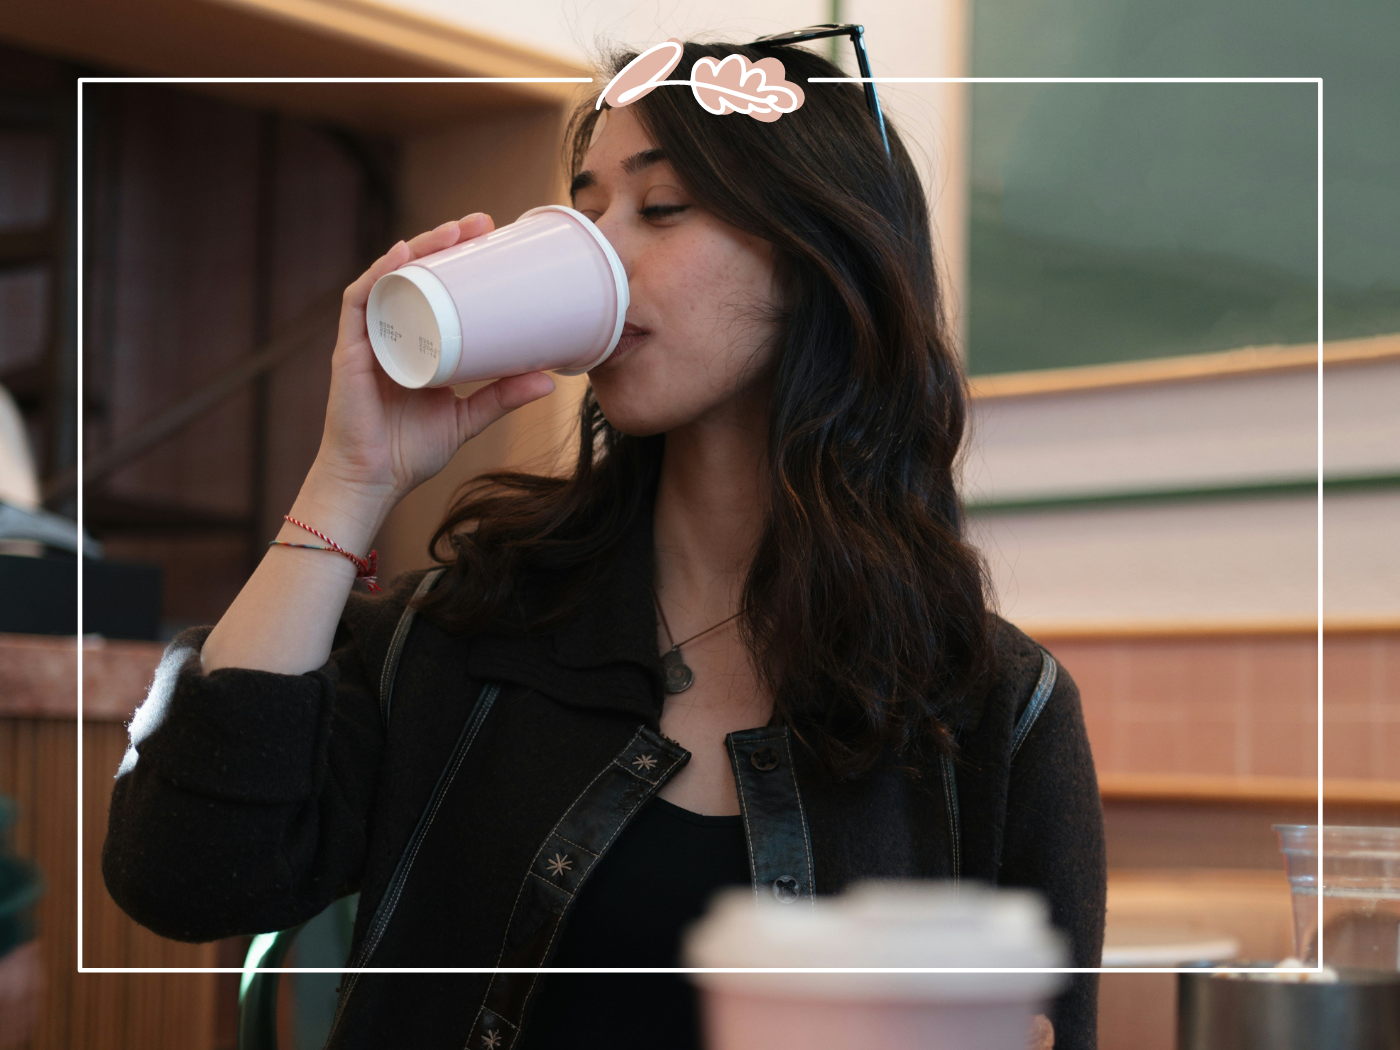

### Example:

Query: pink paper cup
xmin=365 ymin=204 xmax=628 ymax=388
xmin=683 ymin=882 xmax=1068 ymax=1050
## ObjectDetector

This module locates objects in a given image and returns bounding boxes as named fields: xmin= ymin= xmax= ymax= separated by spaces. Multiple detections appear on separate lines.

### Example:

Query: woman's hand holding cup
xmin=203 ymin=212 xmax=560 ymax=676
xmin=292 ymin=213 xmax=556 ymax=561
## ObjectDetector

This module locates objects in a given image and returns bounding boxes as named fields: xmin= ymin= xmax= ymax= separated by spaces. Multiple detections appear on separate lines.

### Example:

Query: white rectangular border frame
xmin=75 ymin=74 xmax=1325 ymax=976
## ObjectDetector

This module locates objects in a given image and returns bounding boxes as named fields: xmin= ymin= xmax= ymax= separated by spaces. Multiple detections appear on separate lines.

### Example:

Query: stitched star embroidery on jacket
xmin=632 ymin=753 xmax=657 ymax=771
xmin=482 ymin=1030 xmax=501 ymax=1049
xmin=545 ymin=853 xmax=573 ymax=877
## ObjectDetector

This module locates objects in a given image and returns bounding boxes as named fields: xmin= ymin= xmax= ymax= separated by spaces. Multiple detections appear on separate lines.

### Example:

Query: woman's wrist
xmin=288 ymin=460 xmax=401 ymax=560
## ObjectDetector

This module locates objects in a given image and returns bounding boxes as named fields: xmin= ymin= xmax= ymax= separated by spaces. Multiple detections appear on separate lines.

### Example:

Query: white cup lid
xmin=366 ymin=265 xmax=462 ymax=388
xmin=683 ymin=881 xmax=1069 ymax=1003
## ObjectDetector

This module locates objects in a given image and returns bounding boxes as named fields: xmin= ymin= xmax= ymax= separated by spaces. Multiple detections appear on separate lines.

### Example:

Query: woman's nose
xmin=592 ymin=212 xmax=636 ymax=280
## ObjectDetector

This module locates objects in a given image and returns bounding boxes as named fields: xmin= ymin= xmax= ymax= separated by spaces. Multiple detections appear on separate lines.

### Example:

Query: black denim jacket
xmin=102 ymin=501 xmax=1106 ymax=1050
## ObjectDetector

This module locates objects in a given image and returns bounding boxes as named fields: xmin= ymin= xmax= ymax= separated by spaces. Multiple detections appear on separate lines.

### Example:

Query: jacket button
xmin=772 ymin=875 xmax=800 ymax=903
xmin=751 ymin=746 xmax=779 ymax=771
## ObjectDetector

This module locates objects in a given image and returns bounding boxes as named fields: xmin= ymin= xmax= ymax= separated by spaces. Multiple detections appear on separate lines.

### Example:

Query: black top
xmin=102 ymin=489 xmax=1106 ymax=1049
xmin=517 ymin=795 xmax=751 ymax=1050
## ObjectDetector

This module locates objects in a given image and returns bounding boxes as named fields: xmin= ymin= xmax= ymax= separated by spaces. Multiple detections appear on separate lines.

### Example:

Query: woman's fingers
xmin=1029 ymin=1013 xmax=1054 ymax=1050
xmin=455 ymin=371 xmax=556 ymax=444
xmin=404 ymin=218 xmax=463 ymax=258
xmin=455 ymin=212 xmax=494 ymax=241
xmin=336 ymin=213 xmax=498 ymax=371
xmin=340 ymin=214 xmax=493 ymax=327
xmin=403 ymin=210 xmax=494 ymax=257
xmin=341 ymin=238 xmax=408 ymax=314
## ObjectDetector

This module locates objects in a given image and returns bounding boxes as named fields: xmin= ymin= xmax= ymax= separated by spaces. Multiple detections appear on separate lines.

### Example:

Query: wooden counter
xmin=1 ymin=633 xmax=167 ymax=721
xmin=0 ymin=633 xmax=230 ymax=1050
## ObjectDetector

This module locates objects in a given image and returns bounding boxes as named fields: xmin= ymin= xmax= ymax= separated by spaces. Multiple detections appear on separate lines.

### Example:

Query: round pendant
xmin=662 ymin=647 xmax=694 ymax=693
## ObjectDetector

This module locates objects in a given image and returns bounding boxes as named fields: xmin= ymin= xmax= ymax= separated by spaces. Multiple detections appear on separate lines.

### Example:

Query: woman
xmin=103 ymin=39 xmax=1105 ymax=1050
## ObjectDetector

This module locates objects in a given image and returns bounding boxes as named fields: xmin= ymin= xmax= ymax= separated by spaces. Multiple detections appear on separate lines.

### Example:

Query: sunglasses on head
xmin=749 ymin=23 xmax=891 ymax=159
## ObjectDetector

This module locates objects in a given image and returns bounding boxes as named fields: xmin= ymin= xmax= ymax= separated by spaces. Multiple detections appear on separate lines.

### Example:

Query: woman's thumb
xmin=454 ymin=372 xmax=555 ymax=444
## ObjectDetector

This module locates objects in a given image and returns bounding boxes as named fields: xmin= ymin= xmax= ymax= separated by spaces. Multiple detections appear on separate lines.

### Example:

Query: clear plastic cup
xmin=1275 ymin=825 xmax=1400 ymax=970
xmin=682 ymin=881 xmax=1068 ymax=1050
xmin=365 ymin=204 xmax=628 ymax=388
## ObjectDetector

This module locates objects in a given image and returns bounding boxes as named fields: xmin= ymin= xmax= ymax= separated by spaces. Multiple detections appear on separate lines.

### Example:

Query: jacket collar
xmin=462 ymin=486 xmax=667 ymax=724
xmin=458 ymin=478 xmax=991 ymax=739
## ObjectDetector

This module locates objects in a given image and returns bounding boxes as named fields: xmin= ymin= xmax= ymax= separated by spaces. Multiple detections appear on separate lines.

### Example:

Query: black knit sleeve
xmin=996 ymin=655 xmax=1107 ymax=1050
xmin=101 ymin=590 xmax=399 ymax=944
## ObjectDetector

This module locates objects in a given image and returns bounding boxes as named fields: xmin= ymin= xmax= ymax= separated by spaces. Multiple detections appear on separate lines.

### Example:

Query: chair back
xmin=238 ymin=923 xmax=306 ymax=1050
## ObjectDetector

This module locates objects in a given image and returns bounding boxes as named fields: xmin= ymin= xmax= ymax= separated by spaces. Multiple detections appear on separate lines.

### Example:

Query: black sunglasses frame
xmin=749 ymin=23 xmax=891 ymax=159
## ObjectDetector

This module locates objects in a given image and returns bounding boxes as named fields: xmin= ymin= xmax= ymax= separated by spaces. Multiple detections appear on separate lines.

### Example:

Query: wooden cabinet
xmin=0 ymin=0 xmax=594 ymax=630
xmin=1 ymin=633 xmax=228 ymax=1050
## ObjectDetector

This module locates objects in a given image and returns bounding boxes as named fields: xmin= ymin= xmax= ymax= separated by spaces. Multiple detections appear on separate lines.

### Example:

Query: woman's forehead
xmin=584 ymin=106 xmax=659 ymax=162
xmin=575 ymin=110 xmax=673 ymax=198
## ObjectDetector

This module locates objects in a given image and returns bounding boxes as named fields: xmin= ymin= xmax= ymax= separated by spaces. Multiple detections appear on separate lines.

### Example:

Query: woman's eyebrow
xmin=569 ymin=148 xmax=668 ymax=201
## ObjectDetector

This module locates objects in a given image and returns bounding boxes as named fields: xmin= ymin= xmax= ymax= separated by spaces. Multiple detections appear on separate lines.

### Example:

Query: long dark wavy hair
xmin=415 ymin=38 xmax=997 ymax=783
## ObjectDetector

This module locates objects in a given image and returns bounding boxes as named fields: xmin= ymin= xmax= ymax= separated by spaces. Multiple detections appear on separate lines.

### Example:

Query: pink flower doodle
xmin=599 ymin=38 xmax=806 ymax=124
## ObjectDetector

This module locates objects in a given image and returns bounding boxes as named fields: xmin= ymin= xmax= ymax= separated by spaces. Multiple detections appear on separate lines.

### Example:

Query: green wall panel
xmin=967 ymin=0 xmax=1400 ymax=374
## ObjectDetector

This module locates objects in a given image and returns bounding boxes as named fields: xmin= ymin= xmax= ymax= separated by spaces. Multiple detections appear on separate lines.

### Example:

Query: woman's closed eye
xmin=640 ymin=204 xmax=688 ymax=220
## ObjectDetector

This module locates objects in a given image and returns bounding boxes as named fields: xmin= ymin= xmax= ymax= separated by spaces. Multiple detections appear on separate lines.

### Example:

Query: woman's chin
xmin=592 ymin=386 xmax=694 ymax=438
xmin=591 ymin=365 xmax=684 ymax=437
xmin=591 ymin=359 xmax=772 ymax=440
xmin=593 ymin=403 xmax=679 ymax=438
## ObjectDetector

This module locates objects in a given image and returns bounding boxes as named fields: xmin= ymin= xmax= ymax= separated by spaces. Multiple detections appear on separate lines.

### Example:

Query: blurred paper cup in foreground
xmin=683 ymin=881 xmax=1068 ymax=1050
xmin=365 ymin=204 xmax=628 ymax=388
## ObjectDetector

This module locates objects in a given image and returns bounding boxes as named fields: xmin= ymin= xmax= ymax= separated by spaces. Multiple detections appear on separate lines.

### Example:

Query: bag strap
xmin=1010 ymin=648 xmax=1059 ymax=764
xmin=378 ymin=567 xmax=448 ymax=731
xmin=938 ymin=751 xmax=962 ymax=884
xmin=938 ymin=646 xmax=1059 ymax=885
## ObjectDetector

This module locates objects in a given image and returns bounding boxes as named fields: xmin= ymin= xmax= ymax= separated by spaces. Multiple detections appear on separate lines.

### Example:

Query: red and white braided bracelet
xmin=269 ymin=514 xmax=381 ymax=593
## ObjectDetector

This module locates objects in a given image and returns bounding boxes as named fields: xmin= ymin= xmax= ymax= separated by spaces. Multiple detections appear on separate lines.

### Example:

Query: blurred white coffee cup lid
xmin=683 ymin=881 xmax=1069 ymax=1002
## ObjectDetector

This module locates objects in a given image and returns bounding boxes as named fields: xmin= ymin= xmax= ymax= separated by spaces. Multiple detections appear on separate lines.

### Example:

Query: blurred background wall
xmin=0 ymin=1 xmax=1395 ymax=1048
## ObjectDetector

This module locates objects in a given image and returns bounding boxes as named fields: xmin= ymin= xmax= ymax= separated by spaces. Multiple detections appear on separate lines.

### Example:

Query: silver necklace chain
xmin=650 ymin=584 xmax=743 ymax=694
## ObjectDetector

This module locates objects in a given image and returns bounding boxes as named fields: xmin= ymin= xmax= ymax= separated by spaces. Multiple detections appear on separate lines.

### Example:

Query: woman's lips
xmin=609 ymin=323 xmax=651 ymax=362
